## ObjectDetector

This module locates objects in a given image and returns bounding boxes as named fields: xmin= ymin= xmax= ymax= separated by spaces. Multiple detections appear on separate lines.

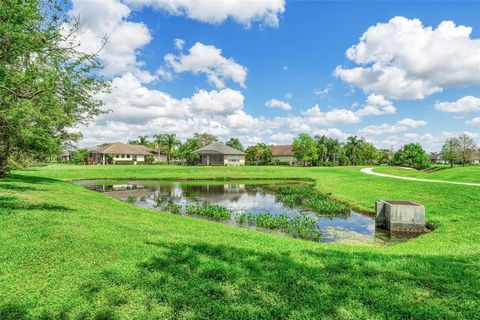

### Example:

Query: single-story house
xmin=88 ymin=142 xmax=166 ymax=165
xmin=428 ymin=152 xmax=449 ymax=165
xmin=194 ymin=142 xmax=245 ymax=166
xmin=472 ymin=151 xmax=480 ymax=164
xmin=270 ymin=145 xmax=297 ymax=165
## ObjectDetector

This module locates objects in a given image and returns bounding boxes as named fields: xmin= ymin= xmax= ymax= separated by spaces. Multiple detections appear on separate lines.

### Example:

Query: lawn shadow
xmin=0 ymin=195 xmax=74 ymax=214
xmin=66 ymin=241 xmax=480 ymax=319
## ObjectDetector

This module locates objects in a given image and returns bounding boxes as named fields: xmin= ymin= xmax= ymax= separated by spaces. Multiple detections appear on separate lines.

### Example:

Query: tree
xmin=225 ymin=138 xmax=244 ymax=151
xmin=345 ymin=136 xmax=364 ymax=165
xmin=361 ymin=142 xmax=379 ymax=165
xmin=245 ymin=143 xmax=272 ymax=165
xmin=176 ymin=138 xmax=201 ymax=165
xmin=0 ymin=1 xmax=108 ymax=176
xmin=393 ymin=143 xmax=429 ymax=169
xmin=193 ymin=133 xmax=218 ymax=147
xmin=326 ymin=138 xmax=342 ymax=166
xmin=129 ymin=135 xmax=150 ymax=146
xmin=69 ymin=148 xmax=89 ymax=165
xmin=314 ymin=135 xmax=329 ymax=165
xmin=457 ymin=133 xmax=477 ymax=166
xmin=153 ymin=134 xmax=166 ymax=158
xmin=293 ymin=133 xmax=317 ymax=166
xmin=440 ymin=138 xmax=461 ymax=167
xmin=378 ymin=149 xmax=393 ymax=165
xmin=162 ymin=133 xmax=181 ymax=164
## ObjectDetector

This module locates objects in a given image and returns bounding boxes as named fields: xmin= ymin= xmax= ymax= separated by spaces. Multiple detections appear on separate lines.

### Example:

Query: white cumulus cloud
xmin=355 ymin=94 xmax=396 ymax=116
xmin=358 ymin=118 xmax=427 ymax=136
xmin=68 ymin=0 xmax=154 ymax=82
xmin=124 ymin=0 xmax=286 ymax=28
xmin=434 ymin=96 xmax=480 ymax=113
xmin=265 ymin=99 xmax=292 ymax=111
xmin=335 ymin=17 xmax=480 ymax=99
xmin=467 ymin=117 xmax=480 ymax=126
xmin=165 ymin=42 xmax=248 ymax=89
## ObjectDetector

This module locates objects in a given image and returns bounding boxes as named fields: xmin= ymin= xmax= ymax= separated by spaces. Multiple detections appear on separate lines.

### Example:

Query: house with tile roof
xmin=194 ymin=142 xmax=245 ymax=166
xmin=88 ymin=142 xmax=166 ymax=164
xmin=270 ymin=145 xmax=298 ymax=166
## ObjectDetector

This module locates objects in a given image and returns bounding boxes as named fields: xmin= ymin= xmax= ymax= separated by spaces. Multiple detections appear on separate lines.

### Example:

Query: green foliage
xmin=393 ymin=143 xmax=429 ymax=169
xmin=236 ymin=212 xmax=321 ymax=240
xmin=345 ymin=136 xmax=364 ymax=165
xmin=274 ymin=185 xmax=349 ymax=215
xmin=125 ymin=195 xmax=136 ymax=203
xmin=0 ymin=0 xmax=108 ymax=176
xmin=162 ymin=203 xmax=182 ymax=214
xmin=440 ymin=138 xmax=461 ymax=167
xmin=144 ymin=155 xmax=154 ymax=165
xmin=245 ymin=143 xmax=272 ymax=164
xmin=176 ymin=138 xmax=201 ymax=165
xmin=153 ymin=133 xmax=181 ymax=164
xmin=193 ymin=132 xmax=218 ymax=147
xmin=225 ymin=138 xmax=244 ymax=151
xmin=293 ymin=133 xmax=317 ymax=165
xmin=69 ymin=148 xmax=89 ymax=165
xmin=186 ymin=204 xmax=231 ymax=220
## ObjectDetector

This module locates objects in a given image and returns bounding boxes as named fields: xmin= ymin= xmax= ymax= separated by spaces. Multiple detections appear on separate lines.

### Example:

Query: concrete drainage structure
xmin=375 ymin=200 xmax=426 ymax=232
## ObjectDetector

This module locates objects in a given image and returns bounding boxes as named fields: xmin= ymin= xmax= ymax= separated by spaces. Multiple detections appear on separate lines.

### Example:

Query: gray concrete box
xmin=376 ymin=200 xmax=425 ymax=232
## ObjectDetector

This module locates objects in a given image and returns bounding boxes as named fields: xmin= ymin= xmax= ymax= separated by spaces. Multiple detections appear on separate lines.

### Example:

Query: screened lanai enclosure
xmin=194 ymin=142 xmax=245 ymax=166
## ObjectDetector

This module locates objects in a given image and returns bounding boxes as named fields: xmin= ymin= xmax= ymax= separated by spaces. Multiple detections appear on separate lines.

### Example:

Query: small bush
xmin=186 ymin=204 xmax=231 ymax=220
xmin=236 ymin=212 xmax=321 ymax=240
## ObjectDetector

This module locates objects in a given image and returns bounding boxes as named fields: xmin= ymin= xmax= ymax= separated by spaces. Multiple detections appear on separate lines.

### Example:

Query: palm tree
xmin=164 ymin=133 xmax=181 ymax=164
xmin=130 ymin=135 xmax=150 ymax=146
xmin=160 ymin=133 xmax=181 ymax=164
xmin=153 ymin=134 xmax=166 ymax=159
xmin=346 ymin=136 xmax=363 ymax=166
xmin=327 ymin=139 xmax=341 ymax=165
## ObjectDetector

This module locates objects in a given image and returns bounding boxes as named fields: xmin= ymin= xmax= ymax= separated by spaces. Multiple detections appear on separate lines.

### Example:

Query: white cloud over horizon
xmin=335 ymin=17 xmax=480 ymax=100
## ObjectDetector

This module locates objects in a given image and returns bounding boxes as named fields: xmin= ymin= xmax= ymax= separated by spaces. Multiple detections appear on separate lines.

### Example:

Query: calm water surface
xmin=77 ymin=179 xmax=416 ymax=244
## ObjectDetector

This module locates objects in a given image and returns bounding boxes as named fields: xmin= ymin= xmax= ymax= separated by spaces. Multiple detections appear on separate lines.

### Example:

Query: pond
xmin=77 ymin=179 xmax=417 ymax=244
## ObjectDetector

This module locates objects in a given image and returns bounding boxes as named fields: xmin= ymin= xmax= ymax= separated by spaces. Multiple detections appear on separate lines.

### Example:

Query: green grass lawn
xmin=374 ymin=165 xmax=480 ymax=183
xmin=1 ymin=165 xmax=479 ymax=319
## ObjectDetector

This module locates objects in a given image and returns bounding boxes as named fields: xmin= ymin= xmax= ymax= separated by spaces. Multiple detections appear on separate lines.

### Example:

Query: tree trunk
xmin=0 ymin=152 xmax=8 ymax=178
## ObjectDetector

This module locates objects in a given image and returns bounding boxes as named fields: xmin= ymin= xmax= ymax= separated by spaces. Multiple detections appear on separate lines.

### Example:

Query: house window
xmin=115 ymin=154 xmax=119 ymax=158
xmin=228 ymin=155 xmax=239 ymax=162
xmin=132 ymin=155 xmax=137 ymax=161
xmin=126 ymin=155 xmax=131 ymax=159
xmin=121 ymin=155 xmax=125 ymax=159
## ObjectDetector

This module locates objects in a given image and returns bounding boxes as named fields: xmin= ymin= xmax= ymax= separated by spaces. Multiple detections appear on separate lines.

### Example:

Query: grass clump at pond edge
xmin=186 ymin=204 xmax=231 ymax=220
xmin=236 ymin=212 xmax=321 ymax=240
xmin=273 ymin=185 xmax=350 ymax=215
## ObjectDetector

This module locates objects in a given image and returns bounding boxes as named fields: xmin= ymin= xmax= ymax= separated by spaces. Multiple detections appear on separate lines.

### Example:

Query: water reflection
xmin=77 ymin=180 xmax=417 ymax=244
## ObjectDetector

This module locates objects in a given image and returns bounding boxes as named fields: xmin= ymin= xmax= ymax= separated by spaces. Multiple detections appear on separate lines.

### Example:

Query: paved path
xmin=360 ymin=167 xmax=480 ymax=187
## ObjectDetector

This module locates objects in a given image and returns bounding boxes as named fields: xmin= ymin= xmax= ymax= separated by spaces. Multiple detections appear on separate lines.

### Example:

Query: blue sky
xmin=72 ymin=0 xmax=480 ymax=151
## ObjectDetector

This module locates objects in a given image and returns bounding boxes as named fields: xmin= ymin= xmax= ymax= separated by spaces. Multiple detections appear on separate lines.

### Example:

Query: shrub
xmin=273 ymin=185 xmax=349 ymax=215
xmin=236 ymin=212 xmax=321 ymax=240
xmin=186 ymin=204 xmax=230 ymax=220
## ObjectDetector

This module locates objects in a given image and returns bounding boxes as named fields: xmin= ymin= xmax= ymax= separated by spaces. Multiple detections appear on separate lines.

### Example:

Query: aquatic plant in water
xmin=162 ymin=203 xmax=182 ymax=214
xmin=274 ymin=185 xmax=349 ymax=215
xmin=125 ymin=195 xmax=136 ymax=203
xmin=186 ymin=204 xmax=231 ymax=220
xmin=236 ymin=212 xmax=321 ymax=240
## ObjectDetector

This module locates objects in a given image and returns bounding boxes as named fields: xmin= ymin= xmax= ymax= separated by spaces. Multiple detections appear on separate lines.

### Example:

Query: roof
xmin=91 ymin=142 xmax=156 ymax=155
xmin=194 ymin=142 xmax=245 ymax=155
xmin=270 ymin=145 xmax=294 ymax=156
